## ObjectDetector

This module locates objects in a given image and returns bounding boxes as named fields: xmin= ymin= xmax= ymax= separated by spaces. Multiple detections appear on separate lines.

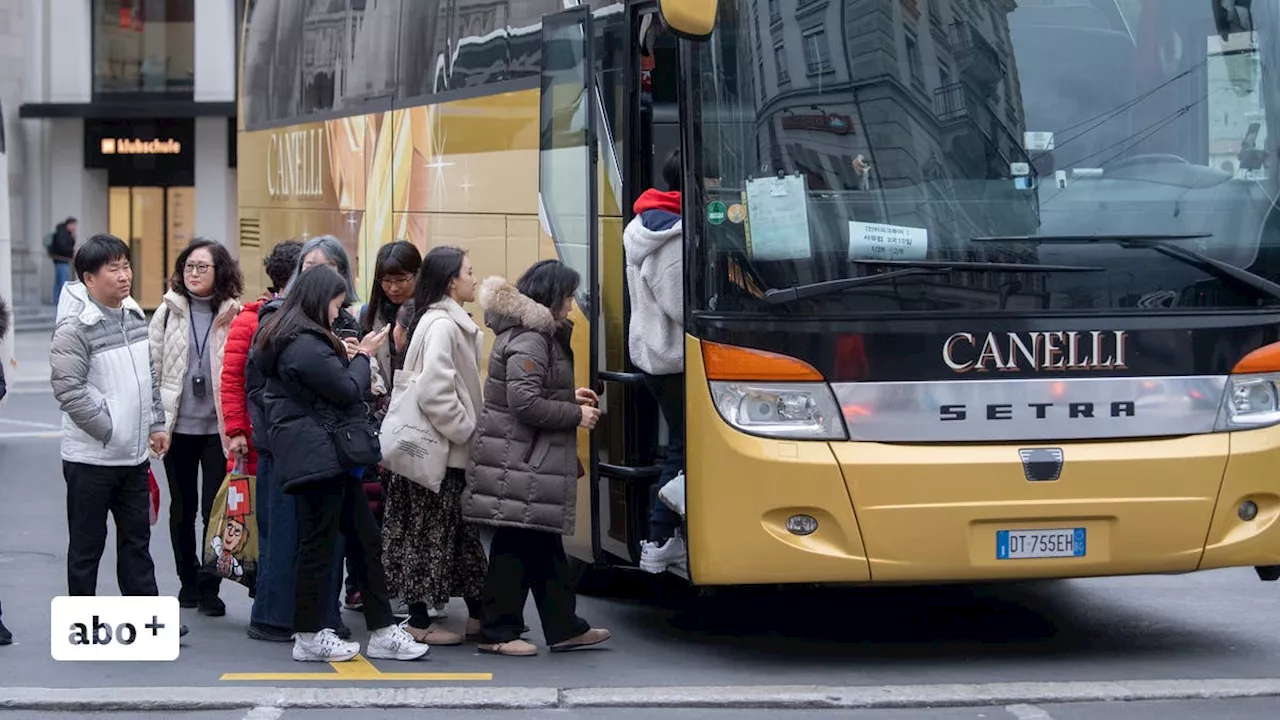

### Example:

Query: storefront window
xmin=94 ymin=0 xmax=196 ymax=95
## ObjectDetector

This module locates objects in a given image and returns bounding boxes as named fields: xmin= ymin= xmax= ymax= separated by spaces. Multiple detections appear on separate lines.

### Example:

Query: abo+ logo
xmin=51 ymin=596 xmax=181 ymax=661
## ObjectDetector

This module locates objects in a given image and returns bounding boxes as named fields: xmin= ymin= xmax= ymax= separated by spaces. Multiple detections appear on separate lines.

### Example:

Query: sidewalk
xmin=4 ymin=329 xmax=53 ymax=392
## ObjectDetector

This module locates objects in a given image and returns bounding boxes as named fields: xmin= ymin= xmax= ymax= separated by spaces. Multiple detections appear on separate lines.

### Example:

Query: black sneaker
xmin=177 ymin=587 xmax=199 ymax=609
xmin=198 ymin=595 xmax=226 ymax=617
xmin=247 ymin=622 xmax=293 ymax=643
xmin=180 ymin=624 xmax=189 ymax=638
xmin=0 ymin=619 xmax=12 ymax=645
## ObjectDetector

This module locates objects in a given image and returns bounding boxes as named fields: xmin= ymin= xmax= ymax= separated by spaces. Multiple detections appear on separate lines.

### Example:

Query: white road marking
xmin=0 ymin=417 xmax=60 ymax=430
xmin=0 ymin=431 xmax=60 ymax=440
xmin=242 ymin=708 xmax=285 ymax=720
xmin=1006 ymin=705 xmax=1054 ymax=720
xmin=0 ymin=387 xmax=53 ymax=395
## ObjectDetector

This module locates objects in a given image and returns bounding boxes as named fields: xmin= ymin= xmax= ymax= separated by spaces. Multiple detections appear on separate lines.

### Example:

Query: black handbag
xmin=309 ymin=403 xmax=382 ymax=469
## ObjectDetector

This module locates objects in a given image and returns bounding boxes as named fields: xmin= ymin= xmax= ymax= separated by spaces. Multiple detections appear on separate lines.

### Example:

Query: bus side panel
xmin=1200 ymin=425 xmax=1280 ymax=570
xmin=685 ymin=336 xmax=872 ymax=585
xmin=835 ymin=437 xmax=1226 ymax=582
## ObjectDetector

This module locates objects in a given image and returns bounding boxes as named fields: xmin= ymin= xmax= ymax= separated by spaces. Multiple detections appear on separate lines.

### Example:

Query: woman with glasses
xmin=339 ymin=240 xmax=422 ymax=612
xmin=149 ymin=237 xmax=244 ymax=616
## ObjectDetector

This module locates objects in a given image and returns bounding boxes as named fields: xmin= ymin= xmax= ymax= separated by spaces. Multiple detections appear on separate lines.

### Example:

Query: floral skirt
xmin=381 ymin=467 xmax=488 ymax=607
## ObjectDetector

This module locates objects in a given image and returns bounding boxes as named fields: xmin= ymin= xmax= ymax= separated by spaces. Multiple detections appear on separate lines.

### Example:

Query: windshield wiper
xmin=763 ymin=267 xmax=949 ymax=305
xmin=971 ymin=233 xmax=1280 ymax=302
xmin=763 ymin=260 xmax=1103 ymax=305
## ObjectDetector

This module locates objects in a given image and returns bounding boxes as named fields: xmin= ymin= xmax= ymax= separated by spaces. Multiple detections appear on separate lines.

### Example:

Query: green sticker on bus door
xmin=707 ymin=201 xmax=727 ymax=225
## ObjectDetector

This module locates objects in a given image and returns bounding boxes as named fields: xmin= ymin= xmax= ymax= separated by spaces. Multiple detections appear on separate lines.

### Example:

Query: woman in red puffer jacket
xmin=221 ymin=241 xmax=303 ymax=476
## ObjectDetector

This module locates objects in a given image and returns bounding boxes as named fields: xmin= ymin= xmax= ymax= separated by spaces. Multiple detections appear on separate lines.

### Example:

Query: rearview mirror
xmin=658 ymin=0 xmax=718 ymax=39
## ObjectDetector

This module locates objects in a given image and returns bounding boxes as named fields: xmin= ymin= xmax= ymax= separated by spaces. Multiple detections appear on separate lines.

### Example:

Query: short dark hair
xmin=662 ymin=148 xmax=682 ymax=192
xmin=73 ymin=234 xmax=131 ymax=281
xmin=516 ymin=259 xmax=580 ymax=311
xmin=264 ymin=239 xmax=304 ymax=292
xmin=170 ymin=237 xmax=244 ymax=307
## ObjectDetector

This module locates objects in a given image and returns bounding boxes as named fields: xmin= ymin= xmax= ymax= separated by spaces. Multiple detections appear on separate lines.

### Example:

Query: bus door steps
xmin=597 ymin=369 xmax=662 ymax=483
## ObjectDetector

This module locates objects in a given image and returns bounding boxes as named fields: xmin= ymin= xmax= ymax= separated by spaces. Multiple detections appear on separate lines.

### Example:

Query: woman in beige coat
xmin=148 ymin=237 xmax=243 ymax=616
xmin=381 ymin=246 xmax=489 ymax=646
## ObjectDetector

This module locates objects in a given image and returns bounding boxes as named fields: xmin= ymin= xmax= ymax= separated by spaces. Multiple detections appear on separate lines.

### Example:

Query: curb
xmin=3 ymin=679 xmax=1280 ymax=711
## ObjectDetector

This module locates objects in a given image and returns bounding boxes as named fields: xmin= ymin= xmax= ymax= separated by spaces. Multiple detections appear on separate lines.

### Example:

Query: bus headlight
xmin=708 ymin=382 xmax=847 ymax=440
xmin=1215 ymin=373 xmax=1280 ymax=430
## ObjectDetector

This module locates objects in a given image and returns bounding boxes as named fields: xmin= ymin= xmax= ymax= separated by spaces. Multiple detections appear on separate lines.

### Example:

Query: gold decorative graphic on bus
xmin=943 ymin=331 xmax=1129 ymax=373
xmin=267 ymin=128 xmax=327 ymax=200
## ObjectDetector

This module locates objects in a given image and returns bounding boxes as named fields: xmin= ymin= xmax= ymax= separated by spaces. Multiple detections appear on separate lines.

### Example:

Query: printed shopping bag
xmin=147 ymin=467 xmax=161 ymax=526
xmin=201 ymin=460 xmax=259 ymax=590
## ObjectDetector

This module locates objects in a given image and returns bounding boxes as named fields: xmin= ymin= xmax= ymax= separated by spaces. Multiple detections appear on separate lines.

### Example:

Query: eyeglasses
xmin=184 ymin=263 xmax=215 ymax=276
xmin=380 ymin=274 xmax=415 ymax=289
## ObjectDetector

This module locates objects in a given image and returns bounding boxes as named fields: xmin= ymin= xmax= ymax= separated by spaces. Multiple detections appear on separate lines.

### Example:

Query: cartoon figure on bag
xmin=211 ymin=477 xmax=251 ymax=579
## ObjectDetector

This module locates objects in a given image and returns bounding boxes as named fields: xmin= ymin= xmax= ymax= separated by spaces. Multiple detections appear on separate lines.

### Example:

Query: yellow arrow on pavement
xmin=220 ymin=655 xmax=492 ymax=682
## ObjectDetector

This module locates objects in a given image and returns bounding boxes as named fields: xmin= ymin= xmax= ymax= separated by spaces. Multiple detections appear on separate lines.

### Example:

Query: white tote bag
xmin=378 ymin=312 xmax=450 ymax=492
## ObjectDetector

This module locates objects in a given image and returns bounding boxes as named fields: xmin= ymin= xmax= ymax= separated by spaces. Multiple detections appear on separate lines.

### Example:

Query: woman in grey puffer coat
xmin=462 ymin=260 xmax=610 ymax=657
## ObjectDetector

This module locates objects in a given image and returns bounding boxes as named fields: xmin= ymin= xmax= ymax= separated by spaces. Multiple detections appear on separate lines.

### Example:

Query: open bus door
xmin=537 ymin=5 xmax=603 ymax=567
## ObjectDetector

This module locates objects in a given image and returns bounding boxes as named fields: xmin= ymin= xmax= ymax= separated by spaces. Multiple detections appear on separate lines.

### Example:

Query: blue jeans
xmin=643 ymin=373 xmax=685 ymax=544
xmin=53 ymin=262 xmax=69 ymax=305
xmin=250 ymin=453 xmax=344 ymax=630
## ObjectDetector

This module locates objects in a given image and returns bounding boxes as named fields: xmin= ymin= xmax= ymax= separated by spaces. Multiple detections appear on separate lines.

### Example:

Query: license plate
xmin=996 ymin=528 xmax=1086 ymax=559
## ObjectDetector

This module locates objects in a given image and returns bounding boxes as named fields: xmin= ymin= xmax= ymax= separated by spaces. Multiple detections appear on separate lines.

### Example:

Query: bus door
xmin=538 ymin=5 xmax=604 ymax=564
xmin=592 ymin=2 xmax=691 ymax=578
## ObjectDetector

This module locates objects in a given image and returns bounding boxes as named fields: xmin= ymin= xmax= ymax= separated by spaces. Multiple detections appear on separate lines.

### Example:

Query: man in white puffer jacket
xmin=49 ymin=235 xmax=178 ymax=631
xmin=624 ymin=149 xmax=690 ymax=574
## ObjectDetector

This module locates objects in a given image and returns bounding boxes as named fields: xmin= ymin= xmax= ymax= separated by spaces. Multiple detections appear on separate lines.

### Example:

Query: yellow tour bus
xmin=239 ymin=0 xmax=1280 ymax=588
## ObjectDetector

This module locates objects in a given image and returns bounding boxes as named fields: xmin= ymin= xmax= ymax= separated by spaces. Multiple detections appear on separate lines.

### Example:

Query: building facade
xmin=16 ymin=0 xmax=240 ymax=311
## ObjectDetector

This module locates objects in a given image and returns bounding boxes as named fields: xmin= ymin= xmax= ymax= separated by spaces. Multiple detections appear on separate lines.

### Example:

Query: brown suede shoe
xmin=550 ymin=628 xmax=611 ymax=652
xmin=477 ymin=639 xmax=538 ymax=656
xmin=404 ymin=623 xmax=463 ymax=646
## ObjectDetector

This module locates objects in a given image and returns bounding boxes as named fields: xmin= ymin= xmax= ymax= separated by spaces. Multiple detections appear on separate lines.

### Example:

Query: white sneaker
xmin=639 ymin=532 xmax=687 ymax=574
xmin=292 ymin=628 xmax=360 ymax=662
xmin=366 ymin=623 xmax=431 ymax=661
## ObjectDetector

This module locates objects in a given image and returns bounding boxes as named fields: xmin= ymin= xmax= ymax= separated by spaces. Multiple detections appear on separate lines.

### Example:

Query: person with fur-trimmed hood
xmin=462 ymin=261 xmax=610 ymax=657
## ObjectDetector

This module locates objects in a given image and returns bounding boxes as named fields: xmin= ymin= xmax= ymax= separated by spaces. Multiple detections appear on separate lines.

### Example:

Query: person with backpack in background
xmin=46 ymin=217 xmax=77 ymax=305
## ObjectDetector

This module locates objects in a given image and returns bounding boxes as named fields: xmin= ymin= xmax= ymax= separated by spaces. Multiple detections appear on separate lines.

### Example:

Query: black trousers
xmin=643 ymin=373 xmax=685 ymax=543
xmin=479 ymin=527 xmax=589 ymax=645
xmin=294 ymin=476 xmax=396 ymax=633
xmin=63 ymin=461 xmax=159 ymax=597
xmin=163 ymin=432 xmax=226 ymax=599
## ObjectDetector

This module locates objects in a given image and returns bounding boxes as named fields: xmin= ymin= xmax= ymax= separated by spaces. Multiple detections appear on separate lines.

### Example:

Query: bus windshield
xmin=694 ymin=0 xmax=1280 ymax=314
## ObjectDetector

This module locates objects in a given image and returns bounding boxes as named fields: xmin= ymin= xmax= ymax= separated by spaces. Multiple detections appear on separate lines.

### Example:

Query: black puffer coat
xmin=257 ymin=323 xmax=374 ymax=493
xmin=462 ymin=277 xmax=583 ymax=535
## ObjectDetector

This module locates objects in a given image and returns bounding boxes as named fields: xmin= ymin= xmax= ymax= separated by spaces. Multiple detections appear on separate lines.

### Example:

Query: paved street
xmin=2 ymin=330 xmax=1280 ymax=718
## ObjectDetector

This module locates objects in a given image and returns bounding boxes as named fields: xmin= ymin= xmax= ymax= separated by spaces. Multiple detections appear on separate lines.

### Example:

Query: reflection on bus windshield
xmin=696 ymin=0 xmax=1279 ymax=313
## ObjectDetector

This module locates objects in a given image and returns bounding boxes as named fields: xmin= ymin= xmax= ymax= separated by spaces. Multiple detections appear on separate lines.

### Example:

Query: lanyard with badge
xmin=191 ymin=312 xmax=213 ymax=399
